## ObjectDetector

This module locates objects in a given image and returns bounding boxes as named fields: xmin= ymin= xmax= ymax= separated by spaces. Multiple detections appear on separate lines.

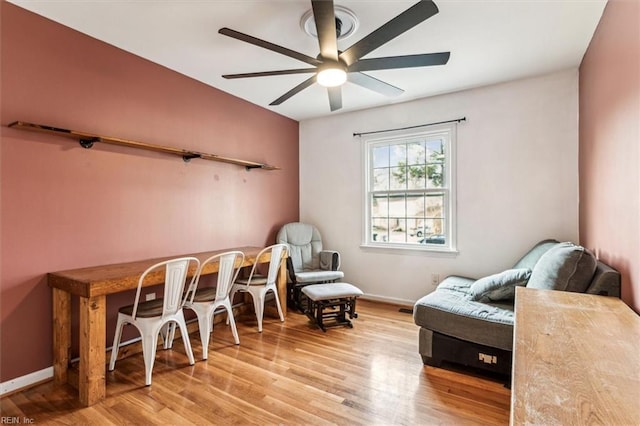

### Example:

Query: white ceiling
xmin=8 ymin=0 xmax=606 ymax=121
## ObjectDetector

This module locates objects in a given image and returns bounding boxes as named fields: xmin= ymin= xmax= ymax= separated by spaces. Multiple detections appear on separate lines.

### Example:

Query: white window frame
xmin=361 ymin=123 xmax=457 ymax=253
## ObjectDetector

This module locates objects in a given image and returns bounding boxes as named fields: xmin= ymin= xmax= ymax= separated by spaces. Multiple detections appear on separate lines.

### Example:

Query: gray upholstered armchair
xmin=276 ymin=222 xmax=344 ymax=311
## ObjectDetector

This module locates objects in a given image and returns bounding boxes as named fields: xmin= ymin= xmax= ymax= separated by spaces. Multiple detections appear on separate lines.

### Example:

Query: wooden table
xmin=511 ymin=287 xmax=640 ymax=425
xmin=48 ymin=246 xmax=287 ymax=407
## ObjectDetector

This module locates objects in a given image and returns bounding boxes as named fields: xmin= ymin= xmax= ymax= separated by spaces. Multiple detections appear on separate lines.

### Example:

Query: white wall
xmin=299 ymin=70 xmax=579 ymax=304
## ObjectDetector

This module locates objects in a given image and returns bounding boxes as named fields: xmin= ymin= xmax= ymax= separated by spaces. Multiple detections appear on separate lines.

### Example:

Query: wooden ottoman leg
xmin=350 ymin=297 xmax=359 ymax=319
xmin=338 ymin=301 xmax=350 ymax=326
xmin=316 ymin=301 xmax=326 ymax=332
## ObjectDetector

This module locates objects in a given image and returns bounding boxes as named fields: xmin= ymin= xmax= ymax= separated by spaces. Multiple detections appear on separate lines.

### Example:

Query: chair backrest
xmin=276 ymin=222 xmax=323 ymax=272
xmin=245 ymin=244 xmax=288 ymax=286
xmin=132 ymin=257 xmax=200 ymax=319
xmin=185 ymin=251 xmax=245 ymax=303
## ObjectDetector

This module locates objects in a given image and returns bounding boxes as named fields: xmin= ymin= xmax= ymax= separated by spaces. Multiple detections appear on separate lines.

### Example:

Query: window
xmin=363 ymin=124 xmax=456 ymax=252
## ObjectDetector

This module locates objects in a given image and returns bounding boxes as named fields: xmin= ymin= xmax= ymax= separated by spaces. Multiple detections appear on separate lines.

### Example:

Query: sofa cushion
xmin=527 ymin=242 xmax=597 ymax=292
xmin=436 ymin=275 xmax=477 ymax=294
xmin=512 ymin=239 xmax=559 ymax=270
xmin=295 ymin=269 xmax=344 ymax=283
xmin=470 ymin=268 xmax=532 ymax=302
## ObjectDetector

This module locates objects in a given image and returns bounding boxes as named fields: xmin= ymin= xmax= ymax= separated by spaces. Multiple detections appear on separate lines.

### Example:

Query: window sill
xmin=360 ymin=243 xmax=459 ymax=257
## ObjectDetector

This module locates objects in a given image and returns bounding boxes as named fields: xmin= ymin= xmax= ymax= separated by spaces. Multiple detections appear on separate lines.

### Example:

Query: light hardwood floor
xmin=1 ymin=300 xmax=510 ymax=425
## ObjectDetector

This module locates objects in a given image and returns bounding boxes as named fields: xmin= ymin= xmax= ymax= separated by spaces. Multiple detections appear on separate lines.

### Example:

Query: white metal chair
xmin=183 ymin=251 xmax=244 ymax=360
xmin=229 ymin=244 xmax=287 ymax=333
xmin=108 ymin=257 xmax=199 ymax=386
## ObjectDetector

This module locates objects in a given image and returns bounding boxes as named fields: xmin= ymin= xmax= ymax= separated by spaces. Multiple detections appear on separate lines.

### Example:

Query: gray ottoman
xmin=302 ymin=283 xmax=363 ymax=332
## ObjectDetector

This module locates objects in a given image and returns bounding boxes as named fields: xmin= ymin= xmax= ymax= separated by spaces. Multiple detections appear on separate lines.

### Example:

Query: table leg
xmin=277 ymin=257 xmax=287 ymax=317
xmin=52 ymin=288 xmax=71 ymax=385
xmin=79 ymin=295 xmax=106 ymax=406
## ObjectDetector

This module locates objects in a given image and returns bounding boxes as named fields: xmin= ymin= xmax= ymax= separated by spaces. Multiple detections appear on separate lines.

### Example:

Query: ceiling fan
xmin=219 ymin=0 xmax=450 ymax=112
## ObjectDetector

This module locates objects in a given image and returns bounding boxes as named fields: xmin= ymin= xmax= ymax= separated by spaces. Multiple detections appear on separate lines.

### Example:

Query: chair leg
xmin=223 ymin=301 xmax=240 ymax=345
xmin=270 ymin=287 xmax=285 ymax=322
xmin=177 ymin=317 xmax=195 ymax=366
xmin=227 ymin=310 xmax=240 ymax=345
xmin=108 ymin=316 xmax=125 ymax=371
xmin=185 ymin=303 xmax=211 ymax=360
xmin=141 ymin=328 xmax=160 ymax=386
xmin=161 ymin=323 xmax=175 ymax=350
xmin=250 ymin=290 xmax=264 ymax=333
xmin=226 ymin=288 xmax=239 ymax=326
xmin=197 ymin=309 xmax=212 ymax=361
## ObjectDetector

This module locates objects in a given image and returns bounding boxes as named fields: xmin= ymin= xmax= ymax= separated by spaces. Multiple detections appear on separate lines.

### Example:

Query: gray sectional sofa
xmin=413 ymin=239 xmax=621 ymax=376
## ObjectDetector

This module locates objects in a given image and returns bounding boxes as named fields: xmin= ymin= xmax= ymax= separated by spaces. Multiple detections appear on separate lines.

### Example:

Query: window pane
xmin=371 ymin=194 xmax=389 ymax=218
xmin=373 ymin=168 xmax=389 ymax=191
xmin=407 ymin=165 xmax=427 ymax=189
xmin=426 ymin=164 xmax=443 ymax=188
xmin=426 ymin=194 xmax=445 ymax=236
xmin=406 ymin=194 xmax=425 ymax=219
xmin=373 ymin=145 xmax=389 ymax=168
xmin=422 ymin=219 xmax=438 ymax=236
xmin=388 ymin=193 xmax=406 ymax=217
xmin=426 ymin=139 xmax=445 ymax=161
xmin=372 ymin=192 xmax=390 ymax=243
xmin=389 ymin=166 xmax=406 ymax=190
xmin=426 ymin=193 xmax=444 ymax=214
xmin=430 ymin=219 xmax=445 ymax=239
xmin=389 ymin=144 xmax=407 ymax=167
xmin=389 ymin=218 xmax=407 ymax=243
xmin=407 ymin=141 xmax=425 ymax=166
xmin=372 ymin=217 xmax=388 ymax=242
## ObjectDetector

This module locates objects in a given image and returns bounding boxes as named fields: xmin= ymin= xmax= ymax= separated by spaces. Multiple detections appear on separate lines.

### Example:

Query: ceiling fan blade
xmin=328 ymin=86 xmax=342 ymax=111
xmin=219 ymin=28 xmax=322 ymax=66
xmin=223 ymin=68 xmax=317 ymax=79
xmin=348 ymin=72 xmax=404 ymax=97
xmin=339 ymin=0 xmax=439 ymax=66
xmin=348 ymin=52 xmax=450 ymax=73
xmin=311 ymin=0 xmax=338 ymax=62
xmin=270 ymin=75 xmax=317 ymax=106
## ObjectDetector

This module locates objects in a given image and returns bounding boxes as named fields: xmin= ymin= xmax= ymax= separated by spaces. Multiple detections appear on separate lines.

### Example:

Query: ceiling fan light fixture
xmin=316 ymin=66 xmax=347 ymax=87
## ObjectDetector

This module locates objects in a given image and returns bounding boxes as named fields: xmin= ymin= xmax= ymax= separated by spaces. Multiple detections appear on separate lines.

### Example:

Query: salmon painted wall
xmin=0 ymin=3 xmax=299 ymax=382
xmin=579 ymin=0 xmax=639 ymax=313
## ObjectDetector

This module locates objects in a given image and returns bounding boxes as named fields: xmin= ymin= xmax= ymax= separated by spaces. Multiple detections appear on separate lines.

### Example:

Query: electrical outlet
xmin=145 ymin=292 xmax=156 ymax=301
xmin=431 ymin=273 xmax=440 ymax=286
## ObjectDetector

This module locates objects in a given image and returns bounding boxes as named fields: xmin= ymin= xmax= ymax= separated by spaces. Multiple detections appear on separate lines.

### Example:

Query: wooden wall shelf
xmin=7 ymin=121 xmax=279 ymax=171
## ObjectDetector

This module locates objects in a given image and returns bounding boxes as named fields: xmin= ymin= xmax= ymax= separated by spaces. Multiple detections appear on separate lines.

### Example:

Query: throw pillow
xmin=526 ymin=242 xmax=597 ymax=292
xmin=470 ymin=268 xmax=532 ymax=302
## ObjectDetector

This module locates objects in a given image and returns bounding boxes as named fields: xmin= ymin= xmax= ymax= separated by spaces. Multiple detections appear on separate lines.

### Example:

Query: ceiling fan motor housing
xmin=335 ymin=17 xmax=342 ymax=38
xmin=301 ymin=5 xmax=358 ymax=41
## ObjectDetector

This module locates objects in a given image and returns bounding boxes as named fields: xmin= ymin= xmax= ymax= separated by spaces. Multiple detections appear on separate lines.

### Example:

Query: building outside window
xmin=363 ymin=124 xmax=456 ymax=252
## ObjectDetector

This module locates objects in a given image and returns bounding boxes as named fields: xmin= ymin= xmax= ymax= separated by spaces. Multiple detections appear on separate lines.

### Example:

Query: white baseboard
xmin=361 ymin=293 xmax=414 ymax=307
xmin=0 ymin=367 xmax=53 ymax=396
xmin=0 ymin=316 xmax=209 ymax=397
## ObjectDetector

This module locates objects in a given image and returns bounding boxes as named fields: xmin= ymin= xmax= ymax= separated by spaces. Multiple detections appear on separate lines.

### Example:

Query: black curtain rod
xmin=353 ymin=117 xmax=466 ymax=137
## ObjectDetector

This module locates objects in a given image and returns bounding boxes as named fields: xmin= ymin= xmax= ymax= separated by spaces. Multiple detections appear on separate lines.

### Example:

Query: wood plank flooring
xmin=1 ymin=300 xmax=510 ymax=425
